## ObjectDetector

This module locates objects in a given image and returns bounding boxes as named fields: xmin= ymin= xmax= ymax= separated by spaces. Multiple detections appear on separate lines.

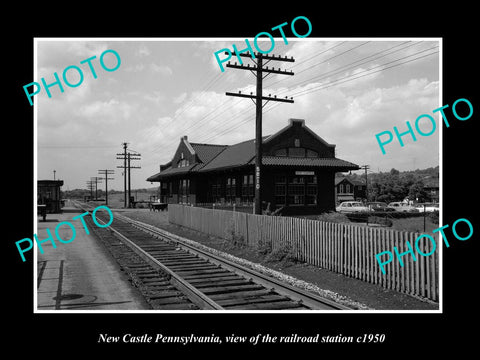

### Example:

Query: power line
xmin=147 ymin=41 xmax=439 ymax=167
xmin=282 ymin=41 xmax=348 ymax=71
xmin=264 ymin=41 xmax=370 ymax=88
xmin=150 ymin=42 xmax=395 ymax=152
xmin=138 ymin=71 xmax=234 ymax=149
xmin=117 ymin=144 xmax=141 ymax=208
xmin=264 ymin=40 xmax=416 ymax=90
xmin=225 ymin=51 xmax=295 ymax=215
xmin=151 ymin=96 xmax=244 ymax=152
xmin=98 ymin=169 xmax=114 ymax=206
xmin=289 ymin=47 xmax=439 ymax=99
xmin=38 ymin=144 xmax=118 ymax=149
xmin=201 ymin=45 xmax=439 ymax=143
xmin=187 ymin=46 xmax=439 ymax=145
xmin=198 ymin=42 xmax=410 ymax=143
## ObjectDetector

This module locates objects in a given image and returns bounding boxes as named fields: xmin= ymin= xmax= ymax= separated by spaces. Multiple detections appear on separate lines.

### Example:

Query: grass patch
xmin=390 ymin=216 xmax=438 ymax=233
xmin=317 ymin=211 xmax=350 ymax=223
xmin=263 ymin=244 xmax=298 ymax=267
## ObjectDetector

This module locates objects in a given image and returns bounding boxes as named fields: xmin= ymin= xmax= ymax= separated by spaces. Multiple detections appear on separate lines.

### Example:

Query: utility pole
xmin=53 ymin=170 xmax=56 ymax=181
xmin=98 ymin=169 xmax=115 ymax=206
xmin=86 ymin=180 xmax=94 ymax=200
xmin=360 ymin=165 xmax=370 ymax=202
xmin=225 ymin=51 xmax=295 ymax=214
xmin=90 ymin=176 xmax=102 ymax=200
xmin=117 ymin=148 xmax=141 ymax=208
xmin=117 ymin=142 xmax=128 ymax=208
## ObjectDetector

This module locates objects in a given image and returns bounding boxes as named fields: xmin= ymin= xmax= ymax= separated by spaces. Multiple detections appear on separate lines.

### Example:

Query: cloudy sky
xmin=35 ymin=38 xmax=440 ymax=191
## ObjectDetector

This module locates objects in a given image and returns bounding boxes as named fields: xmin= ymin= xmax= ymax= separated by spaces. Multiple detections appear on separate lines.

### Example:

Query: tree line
xmin=349 ymin=166 xmax=439 ymax=203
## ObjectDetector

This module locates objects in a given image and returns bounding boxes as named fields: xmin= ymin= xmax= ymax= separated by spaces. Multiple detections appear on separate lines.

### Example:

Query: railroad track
xmin=75 ymin=202 xmax=350 ymax=311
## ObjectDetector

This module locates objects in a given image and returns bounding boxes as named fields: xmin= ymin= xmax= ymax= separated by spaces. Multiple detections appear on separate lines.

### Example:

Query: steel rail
xmin=115 ymin=213 xmax=350 ymax=310
xmin=75 ymin=202 xmax=223 ymax=310
xmin=73 ymin=201 xmax=350 ymax=310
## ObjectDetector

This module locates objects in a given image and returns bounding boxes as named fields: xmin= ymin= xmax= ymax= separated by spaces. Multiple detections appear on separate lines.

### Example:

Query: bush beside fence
xmin=168 ymin=204 xmax=439 ymax=301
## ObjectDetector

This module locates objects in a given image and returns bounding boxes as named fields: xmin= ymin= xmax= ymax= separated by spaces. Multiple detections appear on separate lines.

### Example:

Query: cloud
xmin=149 ymin=63 xmax=173 ymax=75
xmin=257 ymin=74 xmax=439 ymax=172
xmin=136 ymin=44 xmax=151 ymax=57
xmin=123 ymin=62 xmax=172 ymax=76
xmin=37 ymin=41 xmax=109 ymax=70
xmin=173 ymin=92 xmax=187 ymax=104
xmin=124 ymin=63 xmax=145 ymax=72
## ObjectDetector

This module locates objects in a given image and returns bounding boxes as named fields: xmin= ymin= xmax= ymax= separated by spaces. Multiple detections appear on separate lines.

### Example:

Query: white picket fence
xmin=168 ymin=205 xmax=439 ymax=301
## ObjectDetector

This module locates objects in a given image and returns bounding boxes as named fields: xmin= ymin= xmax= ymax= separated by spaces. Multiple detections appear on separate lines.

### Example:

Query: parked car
xmin=336 ymin=201 xmax=370 ymax=213
xmin=387 ymin=202 xmax=419 ymax=212
xmin=367 ymin=202 xmax=395 ymax=212
xmin=415 ymin=203 xmax=439 ymax=212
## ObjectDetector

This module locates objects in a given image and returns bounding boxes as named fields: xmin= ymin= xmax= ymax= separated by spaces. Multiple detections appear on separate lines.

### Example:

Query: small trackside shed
xmin=147 ymin=118 xmax=359 ymax=215
xmin=38 ymin=180 xmax=64 ymax=213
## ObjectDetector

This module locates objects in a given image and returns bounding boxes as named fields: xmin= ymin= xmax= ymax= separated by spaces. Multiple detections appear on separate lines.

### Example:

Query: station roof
xmin=147 ymin=119 xmax=359 ymax=182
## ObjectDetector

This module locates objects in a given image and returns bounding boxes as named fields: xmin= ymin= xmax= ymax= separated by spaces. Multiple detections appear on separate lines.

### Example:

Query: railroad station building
xmin=335 ymin=176 xmax=367 ymax=204
xmin=38 ymin=179 xmax=64 ymax=213
xmin=147 ymin=118 xmax=359 ymax=215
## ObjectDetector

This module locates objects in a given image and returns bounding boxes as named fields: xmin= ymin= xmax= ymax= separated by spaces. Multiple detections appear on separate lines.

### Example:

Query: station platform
xmin=36 ymin=206 xmax=150 ymax=311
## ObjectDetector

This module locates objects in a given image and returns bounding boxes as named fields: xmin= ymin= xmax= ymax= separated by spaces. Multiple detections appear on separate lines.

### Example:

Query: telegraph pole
xmin=360 ymin=165 xmax=370 ymax=202
xmin=128 ymin=152 xmax=141 ymax=207
xmin=117 ymin=148 xmax=141 ymax=208
xmin=225 ymin=51 xmax=295 ymax=214
xmin=91 ymin=176 xmax=102 ymax=200
xmin=117 ymin=142 xmax=128 ymax=207
xmin=98 ymin=169 xmax=115 ymax=206
xmin=86 ymin=180 xmax=94 ymax=200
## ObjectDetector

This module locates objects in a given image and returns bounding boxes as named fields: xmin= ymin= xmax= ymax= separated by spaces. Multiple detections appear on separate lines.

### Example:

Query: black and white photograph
xmin=33 ymin=37 xmax=441 ymax=313
xmin=7 ymin=5 xmax=477 ymax=354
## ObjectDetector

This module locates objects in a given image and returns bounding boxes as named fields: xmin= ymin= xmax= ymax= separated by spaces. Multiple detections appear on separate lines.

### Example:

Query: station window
xmin=273 ymin=147 xmax=319 ymax=158
xmin=178 ymin=159 xmax=190 ymax=168
xmin=288 ymin=147 xmax=306 ymax=158
xmin=211 ymin=178 xmax=223 ymax=203
xmin=306 ymin=176 xmax=317 ymax=205
xmin=274 ymin=176 xmax=286 ymax=205
xmin=287 ymin=176 xmax=305 ymax=205
xmin=226 ymin=177 xmax=236 ymax=204
xmin=242 ymin=174 xmax=254 ymax=204
xmin=280 ymin=175 xmax=317 ymax=206
xmin=179 ymin=179 xmax=190 ymax=204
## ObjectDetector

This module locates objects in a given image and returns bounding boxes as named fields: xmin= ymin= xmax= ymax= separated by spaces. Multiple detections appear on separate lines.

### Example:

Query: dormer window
xmin=274 ymin=147 xmax=318 ymax=158
xmin=274 ymin=148 xmax=287 ymax=157
xmin=178 ymin=159 xmax=189 ymax=167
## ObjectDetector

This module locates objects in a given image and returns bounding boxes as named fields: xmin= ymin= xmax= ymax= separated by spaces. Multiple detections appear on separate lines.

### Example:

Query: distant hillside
xmin=62 ymin=186 xmax=158 ymax=199
xmin=342 ymin=166 xmax=439 ymax=203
